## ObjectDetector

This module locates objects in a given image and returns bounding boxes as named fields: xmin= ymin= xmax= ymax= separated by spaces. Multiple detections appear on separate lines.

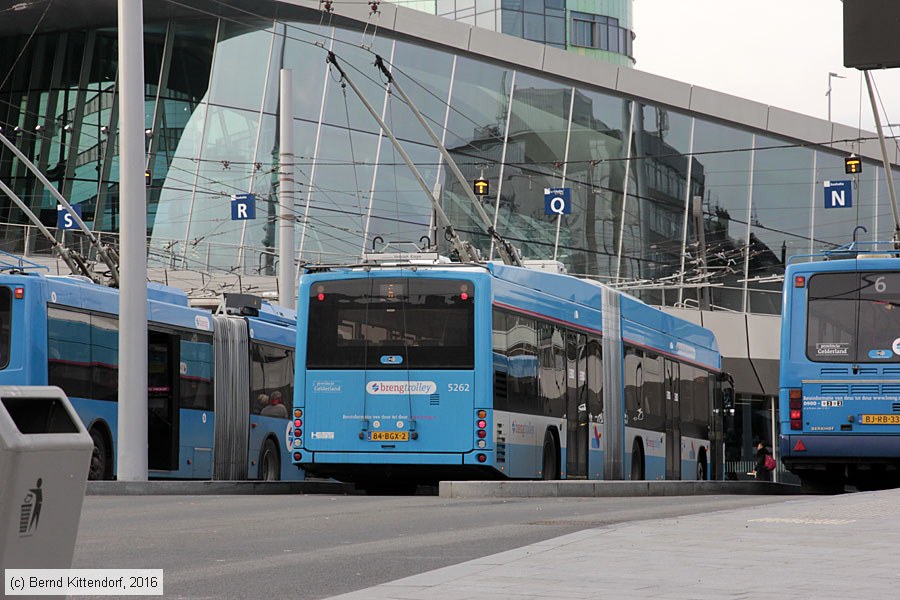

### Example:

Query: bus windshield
xmin=806 ymin=271 xmax=900 ymax=362
xmin=306 ymin=278 xmax=474 ymax=369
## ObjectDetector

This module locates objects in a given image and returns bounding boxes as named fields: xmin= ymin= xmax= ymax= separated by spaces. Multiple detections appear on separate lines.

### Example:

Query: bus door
xmin=566 ymin=331 xmax=588 ymax=478
xmin=148 ymin=330 xmax=179 ymax=471
xmin=664 ymin=359 xmax=681 ymax=480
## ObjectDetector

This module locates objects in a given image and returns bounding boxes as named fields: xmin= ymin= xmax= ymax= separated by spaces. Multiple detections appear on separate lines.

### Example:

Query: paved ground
xmin=325 ymin=488 xmax=900 ymax=599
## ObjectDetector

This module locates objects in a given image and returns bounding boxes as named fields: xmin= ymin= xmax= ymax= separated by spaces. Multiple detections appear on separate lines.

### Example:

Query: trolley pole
xmin=117 ymin=0 xmax=148 ymax=481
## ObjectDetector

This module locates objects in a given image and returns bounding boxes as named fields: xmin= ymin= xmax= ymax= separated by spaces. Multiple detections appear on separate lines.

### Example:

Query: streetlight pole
xmin=827 ymin=71 xmax=845 ymax=122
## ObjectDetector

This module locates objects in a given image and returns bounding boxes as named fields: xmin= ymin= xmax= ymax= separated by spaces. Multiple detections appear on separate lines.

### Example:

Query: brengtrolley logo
xmin=366 ymin=381 xmax=437 ymax=395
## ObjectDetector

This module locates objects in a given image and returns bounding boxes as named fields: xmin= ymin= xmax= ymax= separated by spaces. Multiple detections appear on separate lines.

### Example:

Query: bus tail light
xmin=294 ymin=409 xmax=303 ymax=418
xmin=475 ymin=411 xmax=488 ymax=446
xmin=476 ymin=453 xmax=486 ymax=463
xmin=293 ymin=452 xmax=301 ymax=461
xmin=794 ymin=276 xmax=806 ymax=288
xmin=13 ymin=287 xmax=24 ymax=299
xmin=789 ymin=389 xmax=802 ymax=430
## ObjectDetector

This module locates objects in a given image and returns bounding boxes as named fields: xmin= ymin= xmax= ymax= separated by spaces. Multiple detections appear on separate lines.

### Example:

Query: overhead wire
xmin=1 ymin=0 xmax=895 ymax=279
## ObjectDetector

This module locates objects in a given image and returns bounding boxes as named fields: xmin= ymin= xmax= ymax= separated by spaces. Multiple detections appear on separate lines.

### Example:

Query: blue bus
xmin=0 ymin=268 xmax=302 ymax=481
xmin=291 ymin=259 xmax=728 ymax=492
xmin=780 ymin=242 xmax=900 ymax=493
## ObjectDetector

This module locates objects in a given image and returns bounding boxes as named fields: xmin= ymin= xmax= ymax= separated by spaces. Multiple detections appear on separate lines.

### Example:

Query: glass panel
xmin=208 ymin=21 xmax=273 ymax=111
xmin=620 ymin=105 xmax=692 ymax=305
xmin=388 ymin=41 xmax=453 ymax=146
xmin=166 ymin=20 xmax=216 ymax=103
xmin=183 ymin=106 xmax=261 ymax=270
xmin=545 ymin=16 xmax=565 ymax=46
xmin=523 ymin=13 xmax=545 ymax=41
xmin=321 ymin=27 xmax=392 ymax=132
xmin=691 ymin=119 xmax=753 ymax=311
xmin=565 ymin=89 xmax=631 ymax=280
xmin=524 ymin=0 xmax=543 ymax=12
xmin=747 ymin=137 xmax=812 ymax=313
xmin=502 ymin=11 xmax=524 ymax=37
xmin=271 ymin=22 xmax=331 ymax=121
xmin=300 ymin=124 xmax=379 ymax=263
xmin=442 ymin=57 xmax=513 ymax=255
xmin=488 ymin=72 xmax=572 ymax=262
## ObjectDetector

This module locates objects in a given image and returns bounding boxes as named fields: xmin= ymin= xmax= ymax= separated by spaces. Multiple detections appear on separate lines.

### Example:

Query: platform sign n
xmin=823 ymin=180 xmax=852 ymax=209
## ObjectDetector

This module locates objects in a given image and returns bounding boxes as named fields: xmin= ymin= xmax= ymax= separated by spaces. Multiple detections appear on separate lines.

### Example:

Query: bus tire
xmin=696 ymin=450 xmax=707 ymax=481
xmin=630 ymin=439 xmax=645 ymax=481
xmin=541 ymin=432 xmax=559 ymax=480
xmin=258 ymin=438 xmax=281 ymax=481
xmin=88 ymin=426 xmax=112 ymax=481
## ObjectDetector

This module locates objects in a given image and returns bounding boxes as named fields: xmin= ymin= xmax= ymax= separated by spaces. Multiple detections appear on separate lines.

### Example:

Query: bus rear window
xmin=0 ymin=287 xmax=10 ymax=369
xmin=307 ymin=278 xmax=474 ymax=369
xmin=807 ymin=272 xmax=900 ymax=362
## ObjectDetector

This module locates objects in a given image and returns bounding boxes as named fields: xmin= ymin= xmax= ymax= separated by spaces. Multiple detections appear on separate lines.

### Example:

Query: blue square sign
xmin=544 ymin=187 xmax=571 ymax=215
xmin=231 ymin=193 xmax=256 ymax=220
xmin=823 ymin=180 xmax=852 ymax=209
xmin=57 ymin=204 xmax=83 ymax=229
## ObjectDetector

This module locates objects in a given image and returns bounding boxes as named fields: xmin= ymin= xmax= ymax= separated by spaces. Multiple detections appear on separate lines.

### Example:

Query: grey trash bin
xmin=0 ymin=386 xmax=92 ymax=569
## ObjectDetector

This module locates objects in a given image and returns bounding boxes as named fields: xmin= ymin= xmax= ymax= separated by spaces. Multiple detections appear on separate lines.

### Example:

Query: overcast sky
xmin=632 ymin=0 xmax=900 ymax=135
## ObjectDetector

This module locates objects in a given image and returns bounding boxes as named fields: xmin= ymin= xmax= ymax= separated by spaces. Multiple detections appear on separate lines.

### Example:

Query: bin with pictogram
xmin=0 ymin=386 xmax=91 ymax=569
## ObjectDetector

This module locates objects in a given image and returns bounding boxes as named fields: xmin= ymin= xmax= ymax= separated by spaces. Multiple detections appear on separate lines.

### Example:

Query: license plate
xmin=860 ymin=414 xmax=900 ymax=425
xmin=369 ymin=431 xmax=408 ymax=441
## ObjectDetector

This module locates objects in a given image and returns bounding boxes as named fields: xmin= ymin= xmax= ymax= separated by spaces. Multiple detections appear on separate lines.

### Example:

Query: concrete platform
xmin=439 ymin=480 xmax=799 ymax=498
xmin=86 ymin=479 xmax=357 ymax=495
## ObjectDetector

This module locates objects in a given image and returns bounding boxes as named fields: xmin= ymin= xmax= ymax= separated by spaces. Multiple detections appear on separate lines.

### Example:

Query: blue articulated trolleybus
xmin=0 ymin=263 xmax=303 ymax=481
xmin=780 ymin=242 xmax=900 ymax=493
xmin=292 ymin=257 xmax=728 ymax=492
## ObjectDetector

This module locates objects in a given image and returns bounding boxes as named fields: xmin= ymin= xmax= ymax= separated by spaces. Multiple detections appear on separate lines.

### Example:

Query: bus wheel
xmin=541 ymin=433 xmax=559 ymax=480
xmin=88 ymin=427 xmax=111 ymax=481
xmin=630 ymin=441 xmax=645 ymax=481
xmin=259 ymin=439 xmax=281 ymax=481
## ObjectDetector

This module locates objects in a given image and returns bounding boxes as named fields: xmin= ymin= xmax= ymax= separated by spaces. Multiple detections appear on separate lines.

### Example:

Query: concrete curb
xmin=439 ymin=480 xmax=799 ymax=498
xmin=86 ymin=480 xmax=358 ymax=495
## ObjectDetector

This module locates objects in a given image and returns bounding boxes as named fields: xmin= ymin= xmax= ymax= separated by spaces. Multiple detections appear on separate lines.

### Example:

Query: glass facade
xmin=0 ymin=14 xmax=895 ymax=316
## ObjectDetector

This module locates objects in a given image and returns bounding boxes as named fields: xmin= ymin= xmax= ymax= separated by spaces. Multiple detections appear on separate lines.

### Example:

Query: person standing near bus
xmin=750 ymin=437 xmax=772 ymax=481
